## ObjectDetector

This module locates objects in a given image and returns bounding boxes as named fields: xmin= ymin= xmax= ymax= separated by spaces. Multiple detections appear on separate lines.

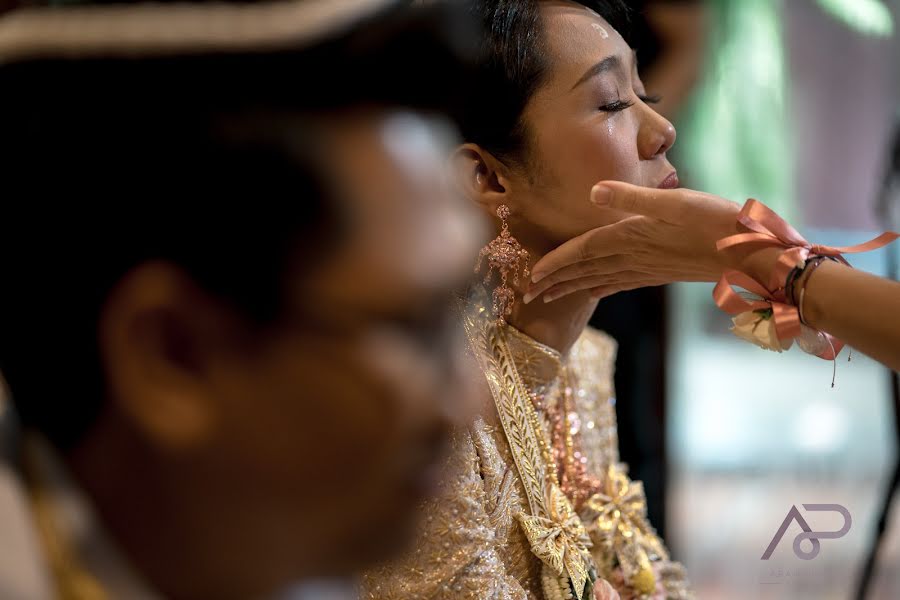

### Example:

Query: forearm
xmin=801 ymin=261 xmax=900 ymax=371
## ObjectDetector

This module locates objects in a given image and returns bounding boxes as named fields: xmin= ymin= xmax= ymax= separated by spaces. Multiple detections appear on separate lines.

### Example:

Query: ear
xmin=98 ymin=261 xmax=243 ymax=450
xmin=450 ymin=143 xmax=515 ymax=215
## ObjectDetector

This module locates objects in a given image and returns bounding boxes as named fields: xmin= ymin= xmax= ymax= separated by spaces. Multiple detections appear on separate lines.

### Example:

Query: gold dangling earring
xmin=474 ymin=204 xmax=530 ymax=323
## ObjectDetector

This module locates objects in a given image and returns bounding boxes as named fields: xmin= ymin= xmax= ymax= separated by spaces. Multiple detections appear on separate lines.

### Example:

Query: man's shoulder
xmin=0 ymin=421 xmax=54 ymax=600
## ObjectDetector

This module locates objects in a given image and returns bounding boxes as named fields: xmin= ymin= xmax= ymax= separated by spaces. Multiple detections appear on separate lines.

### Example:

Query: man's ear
xmin=98 ymin=261 xmax=241 ymax=450
xmin=450 ymin=143 xmax=515 ymax=216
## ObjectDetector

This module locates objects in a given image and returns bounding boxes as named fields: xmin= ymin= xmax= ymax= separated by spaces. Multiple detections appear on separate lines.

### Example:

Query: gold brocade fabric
xmin=361 ymin=293 xmax=694 ymax=600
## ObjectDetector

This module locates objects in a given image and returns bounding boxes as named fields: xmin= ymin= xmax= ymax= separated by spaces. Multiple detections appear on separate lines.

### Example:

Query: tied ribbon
xmin=714 ymin=199 xmax=899 ymax=360
xmin=518 ymin=483 xmax=593 ymax=600
xmin=713 ymin=270 xmax=829 ymax=355
xmin=582 ymin=464 xmax=667 ymax=596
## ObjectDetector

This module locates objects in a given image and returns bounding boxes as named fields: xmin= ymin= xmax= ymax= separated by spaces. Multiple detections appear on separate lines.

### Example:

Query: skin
xmin=526 ymin=182 xmax=747 ymax=302
xmin=530 ymin=181 xmax=900 ymax=372
xmin=67 ymin=110 xmax=484 ymax=600
xmin=800 ymin=260 xmax=900 ymax=372
xmin=455 ymin=1 xmax=677 ymax=354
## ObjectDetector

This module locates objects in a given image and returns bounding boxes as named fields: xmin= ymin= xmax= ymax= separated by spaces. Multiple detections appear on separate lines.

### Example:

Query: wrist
xmin=794 ymin=257 xmax=839 ymax=326
xmin=733 ymin=245 xmax=782 ymax=287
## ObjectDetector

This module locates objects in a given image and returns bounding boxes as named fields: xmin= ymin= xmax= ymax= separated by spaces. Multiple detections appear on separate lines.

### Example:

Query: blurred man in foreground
xmin=0 ymin=1 xmax=483 ymax=598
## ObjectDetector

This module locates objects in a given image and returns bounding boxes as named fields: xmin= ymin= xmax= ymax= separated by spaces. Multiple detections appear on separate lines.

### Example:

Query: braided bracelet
xmin=784 ymin=255 xmax=839 ymax=313
xmin=795 ymin=256 xmax=838 ymax=325
xmin=783 ymin=261 xmax=805 ymax=306
xmin=713 ymin=198 xmax=898 ymax=362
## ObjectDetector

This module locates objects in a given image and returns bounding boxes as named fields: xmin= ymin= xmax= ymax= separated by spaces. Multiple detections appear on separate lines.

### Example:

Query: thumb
xmin=591 ymin=180 xmax=688 ymax=225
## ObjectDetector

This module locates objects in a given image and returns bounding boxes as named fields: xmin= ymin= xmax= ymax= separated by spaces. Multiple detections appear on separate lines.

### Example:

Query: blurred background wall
xmin=665 ymin=1 xmax=900 ymax=598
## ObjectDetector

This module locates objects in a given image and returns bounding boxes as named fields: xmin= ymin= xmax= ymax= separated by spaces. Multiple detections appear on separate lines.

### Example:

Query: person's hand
xmin=524 ymin=181 xmax=781 ymax=303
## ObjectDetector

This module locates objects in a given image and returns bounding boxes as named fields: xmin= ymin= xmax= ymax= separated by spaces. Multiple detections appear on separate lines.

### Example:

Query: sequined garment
xmin=361 ymin=293 xmax=694 ymax=600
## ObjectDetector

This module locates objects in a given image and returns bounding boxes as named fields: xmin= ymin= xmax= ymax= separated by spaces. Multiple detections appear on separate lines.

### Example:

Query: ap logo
xmin=761 ymin=504 xmax=852 ymax=560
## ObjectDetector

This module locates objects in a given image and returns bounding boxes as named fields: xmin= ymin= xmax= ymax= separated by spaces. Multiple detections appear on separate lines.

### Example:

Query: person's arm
xmin=799 ymin=260 xmax=900 ymax=372
xmin=526 ymin=181 xmax=900 ymax=371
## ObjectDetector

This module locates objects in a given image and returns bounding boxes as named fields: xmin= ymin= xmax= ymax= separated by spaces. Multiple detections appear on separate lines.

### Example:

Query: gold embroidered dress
xmin=362 ymin=293 xmax=693 ymax=600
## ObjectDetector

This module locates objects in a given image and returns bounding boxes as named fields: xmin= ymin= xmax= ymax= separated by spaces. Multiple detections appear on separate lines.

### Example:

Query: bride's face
xmin=503 ymin=2 xmax=677 ymax=253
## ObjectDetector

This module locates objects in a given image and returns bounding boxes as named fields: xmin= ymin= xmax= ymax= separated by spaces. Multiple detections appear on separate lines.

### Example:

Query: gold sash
xmin=461 ymin=299 xmax=596 ymax=600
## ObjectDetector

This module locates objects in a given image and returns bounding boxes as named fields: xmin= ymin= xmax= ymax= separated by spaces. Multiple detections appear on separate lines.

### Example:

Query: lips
xmin=657 ymin=171 xmax=679 ymax=189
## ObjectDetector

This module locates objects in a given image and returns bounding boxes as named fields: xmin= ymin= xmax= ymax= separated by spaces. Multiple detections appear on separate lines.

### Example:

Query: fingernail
xmin=591 ymin=184 xmax=611 ymax=206
xmin=523 ymin=292 xmax=535 ymax=304
xmin=531 ymin=271 xmax=545 ymax=283
xmin=543 ymin=293 xmax=556 ymax=303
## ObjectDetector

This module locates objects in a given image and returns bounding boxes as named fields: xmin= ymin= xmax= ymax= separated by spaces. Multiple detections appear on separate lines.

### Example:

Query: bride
xmin=364 ymin=1 xmax=693 ymax=599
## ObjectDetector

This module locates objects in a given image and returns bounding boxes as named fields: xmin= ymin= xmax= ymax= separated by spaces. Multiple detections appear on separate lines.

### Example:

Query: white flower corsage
xmin=730 ymin=308 xmax=788 ymax=352
xmin=730 ymin=292 xmax=831 ymax=356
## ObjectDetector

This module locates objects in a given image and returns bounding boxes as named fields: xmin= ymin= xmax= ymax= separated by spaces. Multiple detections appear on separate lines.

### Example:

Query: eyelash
xmin=599 ymin=94 xmax=662 ymax=112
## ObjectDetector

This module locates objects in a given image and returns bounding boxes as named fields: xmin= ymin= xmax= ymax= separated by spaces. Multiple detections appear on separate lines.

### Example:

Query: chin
xmin=564 ymin=211 xmax=631 ymax=239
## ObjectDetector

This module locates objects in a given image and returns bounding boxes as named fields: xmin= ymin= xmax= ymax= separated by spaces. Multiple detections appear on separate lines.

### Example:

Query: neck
xmin=67 ymin=412 xmax=271 ymax=600
xmin=484 ymin=224 xmax=599 ymax=356
xmin=506 ymin=288 xmax=598 ymax=356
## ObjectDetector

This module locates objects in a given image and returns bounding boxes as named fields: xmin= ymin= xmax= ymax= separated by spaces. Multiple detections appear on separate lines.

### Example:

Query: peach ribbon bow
xmin=712 ymin=199 xmax=898 ymax=360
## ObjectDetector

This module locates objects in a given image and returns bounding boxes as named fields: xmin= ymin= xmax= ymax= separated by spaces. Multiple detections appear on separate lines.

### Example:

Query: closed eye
xmin=599 ymin=99 xmax=634 ymax=112
xmin=599 ymin=94 xmax=662 ymax=113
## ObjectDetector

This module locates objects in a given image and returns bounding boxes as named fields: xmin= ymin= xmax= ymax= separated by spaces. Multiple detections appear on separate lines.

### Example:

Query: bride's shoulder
xmin=575 ymin=326 xmax=618 ymax=361
xmin=571 ymin=327 xmax=617 ymax=390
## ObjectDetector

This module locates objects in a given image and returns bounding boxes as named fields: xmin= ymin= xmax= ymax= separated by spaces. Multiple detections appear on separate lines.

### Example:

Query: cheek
xmin=207 ymin=343 xmax=404 ymax=493
xmin=196 ymin=334 xmax=457 ymax=569
xmin=284 ymin=351 xmax=413 ymax=483
xmin=534 ymin=116 xmax=642 ymax=239
xmin=219 ymin=333 xmax=450 ymax=490
xmin=563 ymin=115 xmax=642 ymax=186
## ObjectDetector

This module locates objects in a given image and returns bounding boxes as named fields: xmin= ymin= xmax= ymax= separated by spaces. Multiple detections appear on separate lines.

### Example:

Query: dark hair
xmin=0 ymin=0 xmax=480 ymax=450
xmin=460 ymin=0 xmax=631 ymax=165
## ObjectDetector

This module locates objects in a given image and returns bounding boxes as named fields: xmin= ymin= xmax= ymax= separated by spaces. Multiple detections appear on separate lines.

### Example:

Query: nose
xmin=637 ymin=106 xmax=676 ymax=160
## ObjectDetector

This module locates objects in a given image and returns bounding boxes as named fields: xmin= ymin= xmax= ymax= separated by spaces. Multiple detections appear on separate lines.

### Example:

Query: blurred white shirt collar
xmin=0 ymin=415 xmax=159 ymax=600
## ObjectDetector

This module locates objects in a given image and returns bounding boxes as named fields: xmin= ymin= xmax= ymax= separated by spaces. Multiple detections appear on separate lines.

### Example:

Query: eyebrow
xmin=570 ymin=54 xmax=623 ymax=91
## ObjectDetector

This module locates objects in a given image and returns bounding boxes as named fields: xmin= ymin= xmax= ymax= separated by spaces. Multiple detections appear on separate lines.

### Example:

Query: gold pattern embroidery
xmin=517 ymin=484 xmax=593 ymax=598
xmin=360 ymin=426 xmax=530 ymax=600
xmin=363 ymin=290 xmax=694 ymax=600
xmin=582 ymin=464 xmax=670 ymax=595
xmin=479 ymin=324 xmax=550 ymax=520
xmin=463 ymin=301 xmax=595 ymax=600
